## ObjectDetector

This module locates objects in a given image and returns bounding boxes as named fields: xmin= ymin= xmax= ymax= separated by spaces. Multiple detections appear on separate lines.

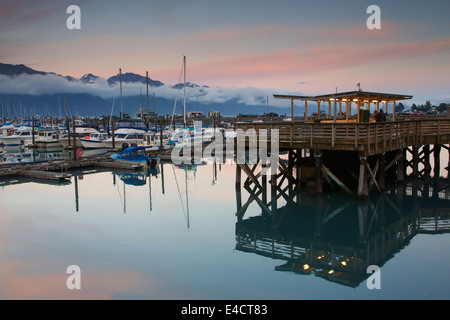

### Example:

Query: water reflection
xmin=235 ymin=167 xmax=450 ymax=288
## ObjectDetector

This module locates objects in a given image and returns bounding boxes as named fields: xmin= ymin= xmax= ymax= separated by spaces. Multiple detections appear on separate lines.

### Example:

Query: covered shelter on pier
xmin=274 ymin=90 xmax=413 ymax=123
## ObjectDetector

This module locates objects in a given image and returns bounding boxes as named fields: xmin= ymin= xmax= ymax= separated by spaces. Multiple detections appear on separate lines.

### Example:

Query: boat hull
xmin=80 ymin=138 xmax=106 ymax=149
xmin=58 ymin=138 xmax=83 ymax=149
xmin=35 ymin=140 xmax=63 ymax=149
xmin=0 ymin=136 xmax=33 ymax=147
xmin=103 ymin=138 xmax=144 ymax=149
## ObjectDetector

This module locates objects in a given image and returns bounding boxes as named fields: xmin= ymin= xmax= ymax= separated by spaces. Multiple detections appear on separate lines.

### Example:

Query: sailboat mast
xmin=183 ymin=55 xmax=186 ymax=128
xmin=146 ymin=71 xmax=149 ymax=111
xmin=119 ymin=68 xmax=123 ymax=120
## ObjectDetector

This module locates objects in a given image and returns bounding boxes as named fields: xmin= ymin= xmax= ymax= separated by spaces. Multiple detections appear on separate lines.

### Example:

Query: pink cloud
xmin=185 ymin=36 xmax=450 ymax=88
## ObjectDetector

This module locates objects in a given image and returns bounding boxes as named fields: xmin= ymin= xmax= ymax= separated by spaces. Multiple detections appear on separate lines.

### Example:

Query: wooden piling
xmin=271 ymin=168 xmax=277 ymax=212
xmin=111 ymin=118 xmax=115 ymax=149
xmin=423 ymin=145 xmax=431 ymax=174
xmin=397 ymin=149 xmax=404 ymax=183
xmin=412 ymin=146 xmax=419 ymax=178
xmin=66 ymin=116 xmax=71 ymax=147
xmin=314 ymin=154 xmax=323 ymax=194
xmin=32 ymin=116 xmax=36 ymax=145
xmin=434 ymin=144 xmax=441 ymax=177
xmin=72 ymin=117 xmax=77 ymax=161
xmin=378 ymin=153 xmax=386 ymax=192
xmin=358 ymin=157 xmax=369 ymax=199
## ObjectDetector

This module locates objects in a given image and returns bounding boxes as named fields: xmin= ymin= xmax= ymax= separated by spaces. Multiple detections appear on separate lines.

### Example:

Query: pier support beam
xmin=423 ymin=145 xmax=431 ymax=175
xmin=358 ymin=157 xmax=369 ymax=199
xmin=397 ymin=149 xmax=404 ymax=183
xmin=235 ymin=164 xmax=242 ymax=216
xmin=314 ymin=154 xmax=323 ymax=194
xmin=271 ymin=169 xmax=277 ymax=211
xmin=412 ymin=146 xmax=419 ymax=178
xmin=434 ymin=145 xmax=441 ymax=178
xmin=378 ymin=153 xmax=386 ymax=192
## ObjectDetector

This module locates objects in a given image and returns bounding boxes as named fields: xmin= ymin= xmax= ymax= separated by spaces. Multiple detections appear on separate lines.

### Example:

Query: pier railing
xmin=235 ymin=118 xmax=450 ymax=156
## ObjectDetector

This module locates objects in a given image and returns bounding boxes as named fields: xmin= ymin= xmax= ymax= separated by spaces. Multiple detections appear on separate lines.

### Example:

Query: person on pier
xmin=375 ymin=109 xmax=386 ymax=122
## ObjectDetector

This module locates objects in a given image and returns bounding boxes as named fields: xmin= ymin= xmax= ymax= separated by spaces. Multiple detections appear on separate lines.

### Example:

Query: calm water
xmin=0 ymin=153 xmax=449 ymax=300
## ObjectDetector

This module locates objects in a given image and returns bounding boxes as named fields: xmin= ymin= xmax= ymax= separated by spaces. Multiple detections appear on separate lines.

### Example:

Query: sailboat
xmin=166 ymin=56 xmax=218 ymax=149
xmin=103 ymin=68 xmax=147 ymax=149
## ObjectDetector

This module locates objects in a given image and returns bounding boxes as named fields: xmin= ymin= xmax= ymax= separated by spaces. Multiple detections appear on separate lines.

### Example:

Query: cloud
xmin=187 ymin=35 xmax=450 ymax=89
xmin=0 ymin=73 xmax=300 ymax=108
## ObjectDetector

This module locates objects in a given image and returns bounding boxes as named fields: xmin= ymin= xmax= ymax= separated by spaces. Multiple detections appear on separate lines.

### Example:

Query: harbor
xmin=1 ymin=0 xmax=450 ymax=303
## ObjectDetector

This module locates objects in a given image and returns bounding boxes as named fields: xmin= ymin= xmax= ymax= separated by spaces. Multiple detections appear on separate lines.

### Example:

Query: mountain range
xmin=0 ymin=62 xmax=296 ymax=118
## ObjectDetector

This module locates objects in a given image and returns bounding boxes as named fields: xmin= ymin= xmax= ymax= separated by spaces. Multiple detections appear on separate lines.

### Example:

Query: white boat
xmin=80 ymin=132 xmax=110 ymax=149
xmin=58 ymin=125 xmax=100 ymax=149
xmin=35 ymin=129 xmax=63 ymax=149
xmin=143 ymin=131 xmax=171 ymax=150
xmin=103 ymin=119 xmax=147 ymax=149
xmin=167 ymin=123 xmax=219 ymax=149
xmin=0 ymin=119 xmax=40 ymax=147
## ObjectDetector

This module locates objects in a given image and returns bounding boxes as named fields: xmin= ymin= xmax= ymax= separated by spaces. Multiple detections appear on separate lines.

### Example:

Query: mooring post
xmin=66 ymin=116 xmax=71 ymax=147
xmin=160 ymin=117 xmax=164 ymax=152
xmin=358 ymin=157 xmax=369 ymax=199
xmin=72 ymin=117 xmax=77 ymax=161
xmin=111 ymin=117 xmax=115 ymax=149
xmin=314 ymin=154 xmax=323 ymax=194
xmin=32 ymin=116 xmax=36 ymax=145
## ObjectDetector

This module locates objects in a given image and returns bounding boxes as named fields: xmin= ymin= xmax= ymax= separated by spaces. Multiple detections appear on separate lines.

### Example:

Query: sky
xmin=1 ymin=0 xmax=450 ymax=104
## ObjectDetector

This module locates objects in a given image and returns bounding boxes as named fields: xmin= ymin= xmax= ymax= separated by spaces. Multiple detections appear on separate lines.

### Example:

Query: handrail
xmin=235 ymin=118 xmax=450 ymax=155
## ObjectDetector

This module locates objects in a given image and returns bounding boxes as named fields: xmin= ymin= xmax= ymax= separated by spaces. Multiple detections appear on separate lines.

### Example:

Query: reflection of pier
xmin=235 ymin=165 xmax=450 ymax=287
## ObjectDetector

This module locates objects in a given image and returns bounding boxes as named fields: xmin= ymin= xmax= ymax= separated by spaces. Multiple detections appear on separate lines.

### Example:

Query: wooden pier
xmin=235 ymin=89 xmax=450 ymax=201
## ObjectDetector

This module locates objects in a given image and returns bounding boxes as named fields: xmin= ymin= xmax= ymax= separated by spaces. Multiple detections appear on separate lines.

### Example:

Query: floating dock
xmin=0 ymin=153 xmax=150 ymax=181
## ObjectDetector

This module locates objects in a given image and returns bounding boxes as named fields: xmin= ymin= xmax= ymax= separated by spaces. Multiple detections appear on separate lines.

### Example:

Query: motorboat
xmin=0 ymin=119 xmax=41 ymax=147
xmin=34 ymin=129 xmax=63 ymax=149
xmin=103 ymin=119 xmax=147 ymax=149
xmin=110 ymin=146 xmax=159 ymax=168
xmin=143 ymin=131 xmax=171 ymax=150
xmin=80 ymin=132 xmax=110 ymax=149
xmin=58 ymin=124 xmax=100 ymax=148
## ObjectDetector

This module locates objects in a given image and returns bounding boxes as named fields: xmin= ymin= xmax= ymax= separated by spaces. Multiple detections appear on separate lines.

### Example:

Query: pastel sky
xmin=1 ymin=0 xmax=450 ymax=103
